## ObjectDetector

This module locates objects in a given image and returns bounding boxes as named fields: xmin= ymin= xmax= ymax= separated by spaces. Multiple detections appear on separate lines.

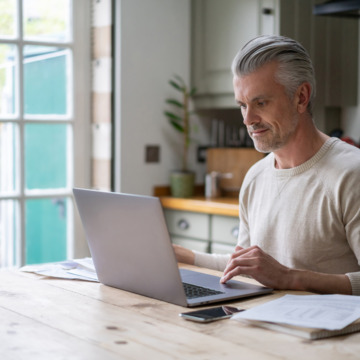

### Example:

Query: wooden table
xmin=1 ymin=265 xmax=359 ymax=360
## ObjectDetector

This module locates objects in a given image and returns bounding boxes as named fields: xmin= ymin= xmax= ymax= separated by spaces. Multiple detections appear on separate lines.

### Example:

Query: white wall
xmin=114 ymin=0 xmax=209 ymax=196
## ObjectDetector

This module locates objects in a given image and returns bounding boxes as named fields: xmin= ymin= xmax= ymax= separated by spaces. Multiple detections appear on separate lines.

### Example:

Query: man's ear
xmin=295 ymin=82 xmax=311 ymax=114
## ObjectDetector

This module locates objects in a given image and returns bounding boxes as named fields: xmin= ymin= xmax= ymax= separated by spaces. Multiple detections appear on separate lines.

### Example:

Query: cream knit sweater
xmin=195 ymin=138 xmax=360 ymax=295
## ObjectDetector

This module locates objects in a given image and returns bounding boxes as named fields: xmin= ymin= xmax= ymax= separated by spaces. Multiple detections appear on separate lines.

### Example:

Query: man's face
xmin=233 ymin=61 xmax=300 ymax=153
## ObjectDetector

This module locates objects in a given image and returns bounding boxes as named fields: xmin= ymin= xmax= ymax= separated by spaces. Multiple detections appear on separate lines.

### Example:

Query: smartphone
xmin=179 ymin=306 xmax=244 ymax=323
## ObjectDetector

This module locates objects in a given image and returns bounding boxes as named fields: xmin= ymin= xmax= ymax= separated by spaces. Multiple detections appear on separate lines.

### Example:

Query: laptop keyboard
xmin=182 ymin=282 xmax=225 ymax=299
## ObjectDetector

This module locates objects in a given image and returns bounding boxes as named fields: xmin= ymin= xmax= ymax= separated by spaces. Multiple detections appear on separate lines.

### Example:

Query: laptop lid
xmin=73 ymin=188 xmax=272 ymax=307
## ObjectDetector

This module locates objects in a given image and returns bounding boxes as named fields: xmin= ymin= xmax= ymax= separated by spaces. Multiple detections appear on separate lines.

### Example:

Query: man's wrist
xmin=285 ymin=269 xmax=352 ymax=294
xmin=285 ymin=268 xmax=306 ymax=291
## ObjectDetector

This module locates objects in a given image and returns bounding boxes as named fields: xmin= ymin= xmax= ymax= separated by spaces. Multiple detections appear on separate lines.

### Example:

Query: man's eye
xmin=257 ymin=101 xmax=266 ymax=107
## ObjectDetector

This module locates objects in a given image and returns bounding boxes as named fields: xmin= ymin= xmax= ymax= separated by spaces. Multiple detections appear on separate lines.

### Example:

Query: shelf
xmin=160 ymin=196 xmax=239 ymax=217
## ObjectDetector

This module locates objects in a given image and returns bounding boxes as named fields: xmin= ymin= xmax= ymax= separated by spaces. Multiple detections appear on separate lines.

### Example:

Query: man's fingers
xmin=222 ymin=257 xmax=255 ymax=283
xmin=221 ymin=266 xmax=247 ymax=283
xmin=234 ymin=245 xmax=244 ymax=252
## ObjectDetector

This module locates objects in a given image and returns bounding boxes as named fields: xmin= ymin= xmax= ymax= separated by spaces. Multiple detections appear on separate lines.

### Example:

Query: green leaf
xmin=166 ymin=99 xmax=183 ymax=108
xmin=170 ymin=120 xmax=184 ymax=132
xmin=164 ymin=111 xmax=182 ymax=122
xmin=169 ymin=79 xmax=183 ymax=92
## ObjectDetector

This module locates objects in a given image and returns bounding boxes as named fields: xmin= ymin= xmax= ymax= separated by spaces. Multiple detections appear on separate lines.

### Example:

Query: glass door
xmin=0 ymin=0 xmax=90 ymax=267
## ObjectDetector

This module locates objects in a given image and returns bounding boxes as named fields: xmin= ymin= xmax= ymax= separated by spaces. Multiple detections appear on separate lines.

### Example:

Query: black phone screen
xmin=180 ymin=306 xmax=244 ymax=322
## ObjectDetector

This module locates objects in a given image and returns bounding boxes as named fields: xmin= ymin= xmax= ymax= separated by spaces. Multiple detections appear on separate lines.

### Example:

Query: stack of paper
xmin=232 ymin=294 xmax=360 ymax=340
xmin=20 ymin=258 xmax=98 ymax=282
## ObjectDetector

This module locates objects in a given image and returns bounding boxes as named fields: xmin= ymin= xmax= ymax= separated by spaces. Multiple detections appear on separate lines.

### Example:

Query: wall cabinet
xmin=164 ymin=209 xmax=239 ymax=254
xmin=191 ymin=0 xmax=358 ymax=110
xmin=191 ymin=0 xmax=279 ymax=108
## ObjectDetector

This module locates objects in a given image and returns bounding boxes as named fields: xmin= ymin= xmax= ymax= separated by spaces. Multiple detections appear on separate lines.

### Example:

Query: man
xmin=174 ymin=35 xmax=360 ymax=295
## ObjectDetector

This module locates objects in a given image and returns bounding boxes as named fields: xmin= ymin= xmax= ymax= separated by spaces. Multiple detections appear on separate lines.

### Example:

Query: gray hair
xmin=231 ymin=35 xmax=316 ymax=114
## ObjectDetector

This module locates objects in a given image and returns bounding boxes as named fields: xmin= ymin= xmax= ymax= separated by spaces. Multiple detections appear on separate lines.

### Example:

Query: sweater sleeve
xmin=346 ymin=273 xmax=360 ymax=296
xmin=339 ymin=153 xmax=360 ymax=295
xmin=193 ymin=251 xmax=230 ymax=272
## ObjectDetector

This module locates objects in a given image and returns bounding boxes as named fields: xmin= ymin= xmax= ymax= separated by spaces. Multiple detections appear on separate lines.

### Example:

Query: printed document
xmin=20 ymin=258 xmax=98 ymax=282
xmin=232 ymin=294 xmax=360 ymax=330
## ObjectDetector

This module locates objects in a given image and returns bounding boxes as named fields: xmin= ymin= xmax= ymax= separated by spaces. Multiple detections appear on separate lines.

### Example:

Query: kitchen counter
xmin=159 ymin=196 xmax=239 ymax=217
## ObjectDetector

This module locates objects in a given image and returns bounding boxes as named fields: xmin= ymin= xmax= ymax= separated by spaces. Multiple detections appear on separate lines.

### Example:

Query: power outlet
xmin=197 ymin=145 xmax=208 ymax=163
xmin=145 ymin=145 xmax=160 ymax=163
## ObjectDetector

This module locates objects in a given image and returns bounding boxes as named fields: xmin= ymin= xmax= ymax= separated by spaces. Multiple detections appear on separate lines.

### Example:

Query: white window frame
xmin=0 ymin=0 xmax=91 ymax=266
xmin=71 ymin=0 xmax=91 ymax=260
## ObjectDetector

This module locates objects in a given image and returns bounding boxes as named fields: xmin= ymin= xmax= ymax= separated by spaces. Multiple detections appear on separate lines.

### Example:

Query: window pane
xmin=0 ymin=44 xmax=17 ymax=116
xmin=25 ymin=197 xmax=67 ymax=264
xmin=24 ymin=46 xmax=70 ymax=116
xmin=0 ymin=0 xmax=17 ymax=38
xmin=25 ymin=123 xmax=68 ymax=190
xmin=23 ymin=0 xmax=71 ymax=42
xmin=0 ymin=200 xmax=19 ymax=268
xmin=0 ymin=122 xmax=19 ymax=194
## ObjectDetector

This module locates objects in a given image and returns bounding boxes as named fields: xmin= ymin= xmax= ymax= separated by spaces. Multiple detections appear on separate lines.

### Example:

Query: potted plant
xmin=164 ymin=75 xmax=197 ymax=198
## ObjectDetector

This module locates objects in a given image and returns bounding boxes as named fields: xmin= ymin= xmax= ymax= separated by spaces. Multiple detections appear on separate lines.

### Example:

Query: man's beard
xmin=248 ymin=116 xmax=298 ymax=154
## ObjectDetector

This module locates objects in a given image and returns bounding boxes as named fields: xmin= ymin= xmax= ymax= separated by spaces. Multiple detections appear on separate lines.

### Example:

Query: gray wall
xmin=343 ymin=24 xmax=360 ymax=141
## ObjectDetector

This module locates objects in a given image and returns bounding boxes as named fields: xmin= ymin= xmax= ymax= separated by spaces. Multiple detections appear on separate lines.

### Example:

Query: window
xmin=0 ymin=0 xmax=91 ymax=267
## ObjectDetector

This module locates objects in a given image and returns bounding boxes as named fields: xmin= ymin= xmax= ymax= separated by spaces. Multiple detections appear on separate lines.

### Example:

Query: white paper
xmin=232 ymin=294 xmax=360 ymax=330
xmin=67 ymin=268 xmax=98 ymax=281
xmin=20 ymin=258 xmax=98 ymax=282
xmin=70 ymin=257 xmax=96 ymax=272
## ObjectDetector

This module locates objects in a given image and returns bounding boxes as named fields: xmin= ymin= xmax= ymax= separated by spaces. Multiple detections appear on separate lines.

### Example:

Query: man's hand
xmin=172 ymin=244 xmax=195 ymax=265
xmin=220 ymin=245 xmax=353 ymax=295
xmin=220 ymin=245 xmax=291 ymax=289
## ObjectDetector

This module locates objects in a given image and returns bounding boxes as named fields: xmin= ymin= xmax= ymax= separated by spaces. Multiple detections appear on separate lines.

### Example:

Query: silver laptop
xmin=73 ymin=188 xmax=272 ymax=307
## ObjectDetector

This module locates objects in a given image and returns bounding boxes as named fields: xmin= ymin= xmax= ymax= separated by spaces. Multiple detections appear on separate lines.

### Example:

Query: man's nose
xmin=242 ymin=107 xmax=259 ymax=126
